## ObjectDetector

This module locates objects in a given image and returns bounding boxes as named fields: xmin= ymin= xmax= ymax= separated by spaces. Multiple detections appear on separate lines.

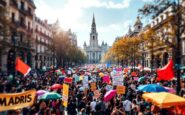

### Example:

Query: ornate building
xmin=35 ymin=17 xmax=54 ymax=69
xmin=66 ymin=29 xmax=77 ymax=46
xmin=0 ymin=0 xmax=36 ymax=74
xmin=83 ymin=15 xmax=109 ymax=64
xmin=0 ymin=0 xmax=55 ymax=74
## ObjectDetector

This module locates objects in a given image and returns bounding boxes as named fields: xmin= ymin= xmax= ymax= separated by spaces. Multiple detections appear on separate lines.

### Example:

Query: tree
xmin=104 ymin=36 xmax=142 ymax=67
xmin=139 ymin=0 xmax=184 ymax=95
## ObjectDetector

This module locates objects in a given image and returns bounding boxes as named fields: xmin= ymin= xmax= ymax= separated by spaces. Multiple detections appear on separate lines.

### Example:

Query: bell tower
xmin=90 ymin=14 xmax=98 ymax=47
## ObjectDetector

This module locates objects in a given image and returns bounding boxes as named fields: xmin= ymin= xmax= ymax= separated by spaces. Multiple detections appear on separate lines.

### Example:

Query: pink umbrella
xmin=104 ymin=90 xmax=117 ymax=102
xmin=37 ymin=90 xmax=48 ymax=96
xmin=165 ymin=87 xmax=176 ymax=93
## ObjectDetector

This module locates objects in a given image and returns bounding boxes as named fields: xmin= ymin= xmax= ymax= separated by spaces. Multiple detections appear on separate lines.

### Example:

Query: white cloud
xmin=142 ymin=0 xmax=154 ymax=2
xmin=35 ymin=0 xmax=131 ymax=30
xmin=34 ymin=0 xmax=132 ymax=47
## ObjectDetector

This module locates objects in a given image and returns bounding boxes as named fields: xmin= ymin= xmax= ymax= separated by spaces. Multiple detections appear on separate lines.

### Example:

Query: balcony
xmin=20 ymin=22 xmax=27 ymax=29
xmin=17 ymin=41 xmax=31 ymax=49
xmin=10 ymin=0 xmax=18 ymax=9
xmin=0 ymin=0 xmax=6 ymax=6
xmin=19 ymin=8 xmax=27 ymax=15
xmin=26 ymin=10 xmax=33 ymax=18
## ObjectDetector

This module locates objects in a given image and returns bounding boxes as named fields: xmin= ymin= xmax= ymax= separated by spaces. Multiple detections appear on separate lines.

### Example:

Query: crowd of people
xmin=0 ymin=65 xmax=185 ymax=115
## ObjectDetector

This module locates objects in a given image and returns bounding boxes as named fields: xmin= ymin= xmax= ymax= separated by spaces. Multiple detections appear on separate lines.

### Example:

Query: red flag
xmin=157 ymin=58 xmax=174 ymax=81
xmin=15 ymin=57 xmax=31 ymax=76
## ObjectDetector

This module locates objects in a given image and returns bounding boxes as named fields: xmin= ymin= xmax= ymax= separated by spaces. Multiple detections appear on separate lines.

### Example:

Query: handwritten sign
xmin=93 ymin=90 xmax=101 ymax=99
xmin=116 ymin=86 xmax=126 ymax=94
xmin=112 ymin=74 xmax=123 ymax=86
xmin=91 ymin=82 xmax=96 ymax=91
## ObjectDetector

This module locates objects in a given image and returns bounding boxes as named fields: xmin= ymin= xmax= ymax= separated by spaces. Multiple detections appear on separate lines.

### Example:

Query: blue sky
xmin=34 ymin=0 xmax=152 ymax=47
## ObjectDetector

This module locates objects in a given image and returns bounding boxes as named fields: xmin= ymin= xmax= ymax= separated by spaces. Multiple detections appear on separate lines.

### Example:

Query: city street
xmin=0 ymin=0 xmax=185 ymax=115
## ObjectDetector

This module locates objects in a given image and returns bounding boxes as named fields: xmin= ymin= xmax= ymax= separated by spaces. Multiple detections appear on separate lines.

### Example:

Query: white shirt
xmin=90 ymin=101 xmax=96 ymax=111
xmin=123 ymin=100 xmax=132 ymax=112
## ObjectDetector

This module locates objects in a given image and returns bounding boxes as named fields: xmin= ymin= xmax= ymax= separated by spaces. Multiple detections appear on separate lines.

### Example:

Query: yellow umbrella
xmin=142 ymin=92 xmax=185 ymax=108
xmin=99 ymin=72 xmax=104 ymax=78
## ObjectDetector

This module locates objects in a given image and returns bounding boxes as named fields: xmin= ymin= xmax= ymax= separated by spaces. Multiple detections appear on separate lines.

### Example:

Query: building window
xmin=93 ymin=53 xmax=95 ymax=59
xmin=28 ymin=21 xmax=30 ymax=30
xmin=93 ymin=36 xmax=95 ymax=40
xmin=20 ymin=34 xmax=23 ymax=42
xmin=28 ymin=7 xmax=32 ymax=15
xmin=20 ymin=1 xmax=25 ymax=10
xmin=11 ymin=12 xmax=15 ymax=22
xmin=182 ymin=41 xmax=185 ymax=55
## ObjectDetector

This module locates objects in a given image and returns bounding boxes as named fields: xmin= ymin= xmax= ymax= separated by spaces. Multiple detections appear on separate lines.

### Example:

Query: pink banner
xmin=103 ymin=76 xmax=111 ymax=83
xmin=116 ymin=68 xmax=122 ymax=71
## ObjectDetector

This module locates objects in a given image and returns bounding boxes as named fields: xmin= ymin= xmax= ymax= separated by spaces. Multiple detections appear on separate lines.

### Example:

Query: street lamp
xmin=12 ymin=34 xmax=18 ymax=85
xmin=174 ymin=0 xmax=181 ymax=95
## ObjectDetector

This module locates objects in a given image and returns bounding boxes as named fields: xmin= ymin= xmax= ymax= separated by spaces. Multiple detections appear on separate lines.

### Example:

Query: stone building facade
xmin=0 ymin=0 xmax=56 ymax=74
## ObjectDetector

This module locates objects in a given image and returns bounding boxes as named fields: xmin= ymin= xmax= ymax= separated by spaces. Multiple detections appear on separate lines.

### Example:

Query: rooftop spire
xmin=92 ymin=13 xmax=96 ymax=26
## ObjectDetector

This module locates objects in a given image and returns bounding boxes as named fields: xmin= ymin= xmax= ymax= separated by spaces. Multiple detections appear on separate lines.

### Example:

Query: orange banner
xmin=91 ymin=82 xmax=96 ymax=91
xmin=0 ymin=90 xmax=36 ymax=112
xmin=116 ymin=86 xmax=126 ymax=94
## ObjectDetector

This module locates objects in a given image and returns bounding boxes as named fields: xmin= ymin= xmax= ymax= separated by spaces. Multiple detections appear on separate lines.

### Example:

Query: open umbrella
xmin=50 ymin=84 xmax=63 ymax=90
xmin=104 ymin=90 xmax=116 ymax=102
xmin=182 ymin=75 xmax=185 ymax=79
xmin=99 ymin=72 xmax=104 ymax=78
xmin=138 ymin=76 xmax=146 ymax=83
xmin=164 ymin=87 xmax=176 ymax=93
xmin=142 ymin=92 xmax=185 ymax=108
xmin=39 ymin=92 xmax=62 ymax=100
xmin=36 ymin=90 xmax=48 ymax=96
xmin=137 ymin=84 xmax=168 ymax=92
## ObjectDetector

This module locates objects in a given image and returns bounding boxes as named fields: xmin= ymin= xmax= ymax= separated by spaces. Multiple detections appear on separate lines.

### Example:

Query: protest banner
xmin=116 ymin=86 xmax=126 ymax=94
xmin=83 ymin=76 xmax=89 ymax=88
xmin=134 ymin=77 xmax=139 ymax=81
xmin=64 ymin=77 xmax=73 ymax=84
xmin=112 ymin=74 xmax=123 ymax=86
xmin=103 ymin=76 xmax=111 ymax=84
xmin=105 ymin=85 xmax=113 ymax=91
xmin=0 ymin=90 xmax=36 ymax=112
xmin=91 ymin=82 xmax=96 ymax=91
xmin=62 ymin=84 xmax=69 ymax=107
xmin=93 ymin=90 xmax=101 ymax=99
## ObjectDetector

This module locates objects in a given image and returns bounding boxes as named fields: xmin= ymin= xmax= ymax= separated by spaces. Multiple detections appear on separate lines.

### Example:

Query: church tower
xmin=90 ymin=14 xmax=98 ymax=47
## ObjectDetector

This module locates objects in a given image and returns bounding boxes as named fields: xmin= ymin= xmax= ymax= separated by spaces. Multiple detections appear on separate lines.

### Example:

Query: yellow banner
xmin=0 ymin=90 xmax=36 ymax=112
xmin=62 ymin=84 xmax=69 ymax=107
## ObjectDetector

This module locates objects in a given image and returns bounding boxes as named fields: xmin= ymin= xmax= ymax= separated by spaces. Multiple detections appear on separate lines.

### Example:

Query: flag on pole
xmin=157 ymin=58 xmax=174 ymax=81
xmin=15 ymin=57 xmax=31 ymax=76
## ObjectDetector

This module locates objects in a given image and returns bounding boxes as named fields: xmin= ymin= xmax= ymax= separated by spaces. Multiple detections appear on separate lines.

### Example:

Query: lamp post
xmin=13 ymin=34 xmax=18 ymax=85
xmin=174 ymin=0 xmax=181 ymax=95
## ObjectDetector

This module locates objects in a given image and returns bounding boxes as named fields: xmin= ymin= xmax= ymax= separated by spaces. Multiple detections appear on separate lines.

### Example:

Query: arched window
xmin=93 ymin=36 xmax=95 ymax=40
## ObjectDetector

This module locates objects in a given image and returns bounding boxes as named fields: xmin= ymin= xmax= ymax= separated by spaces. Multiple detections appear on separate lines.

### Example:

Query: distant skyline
xmin=35 ymin=0 xmax=152 ymax=47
